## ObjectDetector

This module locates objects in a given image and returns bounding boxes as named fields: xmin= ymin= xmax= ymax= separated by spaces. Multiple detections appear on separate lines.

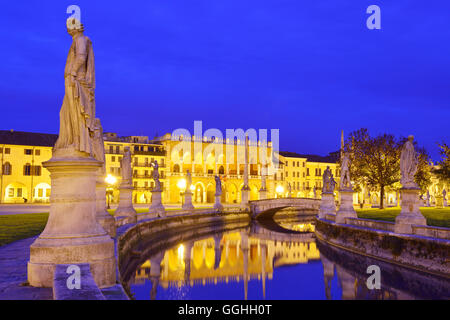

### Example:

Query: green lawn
xmin=356 ymin=207 xmax=450 ymax=228
xmin=0 ymin=213 xmax=49 ymax=247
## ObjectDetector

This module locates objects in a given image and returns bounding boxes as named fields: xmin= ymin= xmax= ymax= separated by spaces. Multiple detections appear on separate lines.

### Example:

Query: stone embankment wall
xmin=315 ymin=218 xmax=450 ymax=277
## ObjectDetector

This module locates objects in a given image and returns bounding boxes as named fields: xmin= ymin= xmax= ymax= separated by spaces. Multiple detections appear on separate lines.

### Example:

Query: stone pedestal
xmin=182 ymin=190 xmax=194 ymax=210
xmin=259 ymin=188 xmax=267 ymax=200
xmin=444 ymin=198 xmax=448 ymax=207
xmin=394 ymin=187 xmax=427 ymax=234
xmin=28 ymin=156 xmax=116 ymax=288
xmin=150 ymin=189 xmax=165 ymax=217
xmin=96 ymin=180 xmax=116 ymax=237
xmin=115 ymin=184 xmax=137 ymax=223
xmin=214 ymin=193 xmax=224 ymax=211
xmin=319 ymin=192 xmax=336 ymax=219
xmin=241 ymin=186 xmax=250 ymax=209
xmin=435 ymin=195 xmax=444 ymax=209
xmin=336 ymin=189 xmax=357 ymax=224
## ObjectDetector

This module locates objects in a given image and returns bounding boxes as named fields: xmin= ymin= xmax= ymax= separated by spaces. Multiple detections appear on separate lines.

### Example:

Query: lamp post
xmin=177 ymin=178 xmax=186 ymax=206
xmin=105 ymin=174 xmax=117 ymax=209
xmin=276 ymin=185 xmax=284 ymax=198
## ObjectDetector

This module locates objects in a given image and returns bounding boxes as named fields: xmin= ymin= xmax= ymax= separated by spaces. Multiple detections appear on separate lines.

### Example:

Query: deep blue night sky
xmin=1 ymin=1 xmax=449 ymax=159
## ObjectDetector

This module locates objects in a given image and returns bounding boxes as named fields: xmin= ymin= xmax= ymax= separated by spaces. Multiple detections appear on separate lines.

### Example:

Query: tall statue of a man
xmin=215 ymin=175 xmax=222 ymax=195
xmin=400 ymin=135 xmax=419 ymax=188
xmin=186 ymin=170 xmax=192 ymax=191
xmin=152 ymin=160 xmax=161 ymax=191
xmin=54 ymin=18 xmax=96 ymax=157
xmin=121 ymin=147 xmax=132 ymax=185
xmin=92 ymin=118 xmax=106 ymax=175
xmin=340 ymin=152 xmax=352 ymax=190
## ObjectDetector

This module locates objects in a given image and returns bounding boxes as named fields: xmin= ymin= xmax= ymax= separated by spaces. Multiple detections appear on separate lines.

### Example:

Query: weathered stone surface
xmin=319 ymin=192 xmax=336 ymax=219
xmin=53 ymin=264 xmax=105 ymax=300
xmin=336 ymin=190 xmax=357 ymax=224
xmin=182 ymin=191 xmax=194 ymax=210
xmin=115 ymin=185 xmax=137 ymax=223
xmin=395 ymin=187 xmax=427 ymax=234
xmin=149 ymin=190 xmax=165 ymax=217
xmin=28 ymin=157 xmax=116 ymax=288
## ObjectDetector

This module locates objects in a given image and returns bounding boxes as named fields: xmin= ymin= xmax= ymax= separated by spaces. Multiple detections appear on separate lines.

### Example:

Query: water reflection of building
xmin=134 ymin=228 xmax=319 ymax=298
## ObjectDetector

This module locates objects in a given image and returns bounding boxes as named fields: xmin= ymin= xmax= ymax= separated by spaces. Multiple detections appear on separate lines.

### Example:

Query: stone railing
xmin=344 ymin=217 xmax=396 ymax=232
xmin=412 ymin=225 xmax=450 ymax=240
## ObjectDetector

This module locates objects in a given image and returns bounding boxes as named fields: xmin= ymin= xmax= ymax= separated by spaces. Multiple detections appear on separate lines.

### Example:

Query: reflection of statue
xmin=152 ymin=161 xmax=161 ymax=191
xmin=287 ymin=182 xmax=292 ymax=196
xmin=121 ymin=147 xmax=132 ymax=184
xmin=443 ymin=189 xmax=447 ymax=198
xmin=92 ymin=118 xmax=106 ymax=174
xmin=215 ymin=175 xmax=222 ymax=195
xmin=313 ymin=186 xmax=317 ymax=198
xmin=400 ymin=135 xmax=419 ymax=188
xmin=54 ymin=20 xmax=96 ymax=156
xmin=340 ymin=152 xmax=352 ymax=190
xmin=322 ymin=166 xmax=336 ymax=193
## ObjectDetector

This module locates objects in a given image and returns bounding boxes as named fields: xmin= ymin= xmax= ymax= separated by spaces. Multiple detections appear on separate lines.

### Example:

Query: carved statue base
xmin=435 ymin=195 xmax=444 ymax=209
xmin=182 ymin=191 xmax=195 ymax=210
xmin=28 ymin=156 xmax=116 ymax=288
xmin=336 ymin=189 xmax=357 ymax=224
xmin=149 ymin=189 xmax=165 ymax=217
xmin=96 ymin=180 xmax=116 ymax=237
xmin=259 ymin=188 xmax=267 ymax=200
xmin=425 ymin=199 xmax=430 ymax=207
xmin=444 ymin=199 xmax=448 ymax=207
xmin=214 ymin=194 xmax=224 ymax=211
xmin=241 ymin=186 xmax=250 ymax=209
xmin=394 ymin=187 xmax=427 ymax=234
xmin=115 ymin=184 xmax=137 ymax=224
xmin=319 ymin=192 xmax=336 ymax=219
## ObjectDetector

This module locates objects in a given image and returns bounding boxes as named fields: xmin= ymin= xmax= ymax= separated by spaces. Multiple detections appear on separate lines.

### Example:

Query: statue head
xmin=66 ymin=18 xmax=84 ymax=36
xmin=408 ymin=135 xmax=414 ymax=142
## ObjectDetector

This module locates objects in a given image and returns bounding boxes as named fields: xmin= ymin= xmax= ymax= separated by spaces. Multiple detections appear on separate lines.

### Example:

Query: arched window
xmin=2 ymin=162 xmax=12 ymax=175
xmin=173 ymin=164 xmax=180 ymax=173
xmin=218 ymin=166 xmax=225 ymax=175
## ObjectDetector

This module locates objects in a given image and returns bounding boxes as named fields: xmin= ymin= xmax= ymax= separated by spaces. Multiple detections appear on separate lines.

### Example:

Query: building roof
xmin=0 ymin=130 xmax=58 ymax=147
xmin=279 ymin=151 xmax=339 ymax=164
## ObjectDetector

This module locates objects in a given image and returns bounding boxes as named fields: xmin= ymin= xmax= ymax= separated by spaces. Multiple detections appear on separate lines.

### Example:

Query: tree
xmin=345 ymin=129 xmax=431 ymax=209
xmin=433 ymin=143 xmax=450 ymax=183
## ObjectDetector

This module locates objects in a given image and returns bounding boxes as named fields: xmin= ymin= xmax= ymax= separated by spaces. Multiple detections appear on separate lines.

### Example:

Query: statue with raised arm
xmin=54 ymin=18 xmax=96 ymax=157
xmin=152 ymin=160 xmax=161 ymax=191
xmin=400 ymin=135 xmax=419 ymax=189
xmin=215 ymin=175 xmax=222 ymax=195
xmin=339 ymin=152 xmax=352 ymax=191
xmin=121 ymin=147 xmax=132 ymax=185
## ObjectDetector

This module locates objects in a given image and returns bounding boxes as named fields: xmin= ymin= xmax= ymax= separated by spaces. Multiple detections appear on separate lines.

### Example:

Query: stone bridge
xmin=249 ymin=197 xmax=320 ymax=219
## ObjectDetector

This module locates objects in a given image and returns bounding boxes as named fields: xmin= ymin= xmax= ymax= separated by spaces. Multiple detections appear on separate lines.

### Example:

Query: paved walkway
xmin=0 ymin=237 xmax=52 ymax=300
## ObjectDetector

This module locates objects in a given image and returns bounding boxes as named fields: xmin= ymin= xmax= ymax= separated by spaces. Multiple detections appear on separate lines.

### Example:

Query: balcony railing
xmin=133 ymin=163 xmax=166 ymax=168
xmin=133 ymin=150 xmax=166 ymax=156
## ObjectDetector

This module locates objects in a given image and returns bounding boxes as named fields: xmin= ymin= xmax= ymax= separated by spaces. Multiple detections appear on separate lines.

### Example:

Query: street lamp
xmin=105 ymin=174 xmax=117 ymax=209
xmin=177 ymin=178 xmax=187 ymax=205
xmin=276 ymin=185 xmax=284 ymax=198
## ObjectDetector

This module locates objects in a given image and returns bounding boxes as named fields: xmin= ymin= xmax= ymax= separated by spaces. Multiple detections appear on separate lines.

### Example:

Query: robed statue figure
xmin=54 ymin=18 xmax=96 ymax=156
xmin=400 ymin=135 xmax=419 ymax=189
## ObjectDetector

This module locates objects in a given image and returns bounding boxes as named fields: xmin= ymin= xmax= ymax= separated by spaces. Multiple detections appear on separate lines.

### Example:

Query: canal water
xmin=125 ymin=216 xmax=450 ymax=300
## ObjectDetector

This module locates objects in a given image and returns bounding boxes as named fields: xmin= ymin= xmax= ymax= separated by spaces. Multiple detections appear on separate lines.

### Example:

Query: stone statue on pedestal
xmin=28 ymin=19 xmax=116 ymax=288
xmin=215 ymin=175 xmax=222 ymax=195
xmin=400 ymin=135 xmax=419 ymax=189
xmin=322 ymin=166 xmax=336 ymax=193
xmin=339 ymin=152 xmax=352 ymax=191
xmin=121 ymin=147 xmax=132 ymax=186
xmin=313 ymin=186 xmax=317 ymax=198
xmin=54 ymin=20 xmax=96 ymax=157
xmin=186 ymin=170 xmax=192 ymax=191
xmin=152 ymin=160 xmax=161 ymax=191
xmin=92 ymin=118 xmax=106 ymax=172
xmin=287 ymin=182 xmax=292 ymax=197
xmin=395 ymin=135 xmax=426 ymax=233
